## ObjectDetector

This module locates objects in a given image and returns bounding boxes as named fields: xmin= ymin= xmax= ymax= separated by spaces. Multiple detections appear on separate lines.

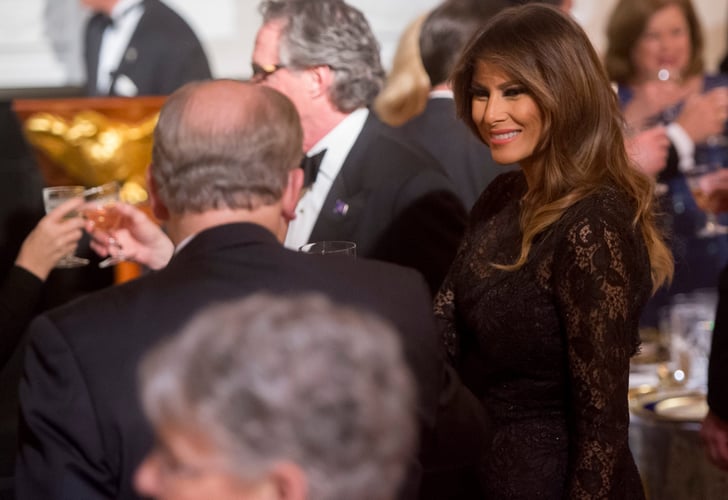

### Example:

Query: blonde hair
xmin=374 ymin=14 xmax=431 ymax=126
xmin=452 ymin=5 xmax=673 ymax=292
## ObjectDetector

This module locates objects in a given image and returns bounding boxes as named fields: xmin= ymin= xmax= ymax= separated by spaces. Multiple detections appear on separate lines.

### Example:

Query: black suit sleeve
xmin=16 ymin=315 xmax=114 ymax=499
xmin=0 ymin=266 xmax=43 ymax=368
xmin=709 ymin=265 xmax=728 ymax=421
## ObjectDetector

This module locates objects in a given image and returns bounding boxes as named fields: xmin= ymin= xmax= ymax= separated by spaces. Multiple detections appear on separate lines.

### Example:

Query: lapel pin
xmin=334 ymin=199 xmax=349 ymax=216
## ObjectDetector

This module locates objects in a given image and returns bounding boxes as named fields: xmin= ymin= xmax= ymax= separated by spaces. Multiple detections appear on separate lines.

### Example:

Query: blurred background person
xmin=0 ymin=196 xmax=85 ymax=499
xmin=0 ymin=196 xmax=86 ymax=365
xmin=253 ymin=0 xmax=467 ymax=295
xmin=373 ymin=13 xmax=431 ymax=127
xmin=396 ymin=0 xmax=512 ymax=210
xmin=135 ymin=293 xmax=417 ymax=500
xmin=605 ymin=0 xmax=728 ymax=327
xmin=440 ymin=4 xmax=672 ymax=497
xmin=82 ymin=0 xmax=212 ymax=96
xmin=696 ymin=168 xmax=728 ymax=471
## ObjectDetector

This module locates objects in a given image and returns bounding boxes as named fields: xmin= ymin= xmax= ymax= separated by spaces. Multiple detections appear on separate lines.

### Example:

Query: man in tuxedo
xmin=252 ymin=0 xmax=467 ymax=294
xmin=16 ymin=80 xmax=488 ymax=499
xmin=397 ymin=0 xmax=513 ymax=210
xmin=82 ymin=0 xmax=211 ymax=96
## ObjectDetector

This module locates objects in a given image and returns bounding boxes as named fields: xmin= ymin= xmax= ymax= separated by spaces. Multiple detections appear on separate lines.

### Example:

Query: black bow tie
xmin=300 ymin=149 xmax=327 ymax=188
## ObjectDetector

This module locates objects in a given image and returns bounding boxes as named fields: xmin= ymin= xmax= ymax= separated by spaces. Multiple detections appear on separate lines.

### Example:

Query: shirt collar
xmin=429 ymin=89 xmax=454 ymax=99
xmin=306 ymin=108 xmax=369 ymax=181
xmin=110 ymin=0 xmax=144 ymax=20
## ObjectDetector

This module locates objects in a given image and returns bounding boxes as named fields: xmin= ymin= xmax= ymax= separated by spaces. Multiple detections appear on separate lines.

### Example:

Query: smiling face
xmin=631 ymin=4 xmax=691 ymax=82
xmin=470 ymin=61 xmax=543 ymax=169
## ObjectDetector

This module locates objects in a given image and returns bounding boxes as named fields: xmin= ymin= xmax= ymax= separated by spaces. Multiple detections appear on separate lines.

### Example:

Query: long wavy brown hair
xmin=451 ymin=4 xmax=673 ymax=292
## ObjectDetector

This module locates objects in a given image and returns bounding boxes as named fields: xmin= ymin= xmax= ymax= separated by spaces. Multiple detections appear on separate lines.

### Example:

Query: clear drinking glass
xmin=684 ymin=162 xmax=728 ymax=237
xmin=83 ymin=181 xmax=124 ymax=268
xmin=299 ymin=241 xmax=357 ymax=257
xmin=686 ymin=135 xmax=728 ymax=237
xmin=666 ymin=290 xmax=717 ymax=392
xmin=42 ymin=185 xmax=90 ymax=268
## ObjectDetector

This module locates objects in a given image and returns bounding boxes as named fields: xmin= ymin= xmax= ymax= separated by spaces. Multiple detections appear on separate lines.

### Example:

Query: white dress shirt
xmin=284 ymin=108 xmax=369 ymax=250
xmin=96 ymin=0 xmax=145 ymax=95
xmin=666 ymin=122 xmax=696 ymax=172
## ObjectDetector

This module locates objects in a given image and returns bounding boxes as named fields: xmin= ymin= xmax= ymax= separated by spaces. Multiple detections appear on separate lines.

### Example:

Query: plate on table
xmin=630 ymin=391 xmax=708 ymax=422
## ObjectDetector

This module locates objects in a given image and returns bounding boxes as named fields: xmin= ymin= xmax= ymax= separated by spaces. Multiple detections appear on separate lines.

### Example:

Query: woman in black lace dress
xmin=435 ymin=5 xmax=674 ymax=499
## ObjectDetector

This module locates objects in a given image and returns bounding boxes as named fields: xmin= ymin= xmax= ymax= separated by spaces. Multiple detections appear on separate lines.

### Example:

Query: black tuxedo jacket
xmin=709 ymin=265 xmax=728 ymax=420
xmin=309 ymin=112 xmax=467 ymax=294
xmin=84 ymin=0 xmax=211 ymax=96
xmin=16 ymin=223 xmax=488 ymax=499
xmin=396 ymin=97 xmax=515 ymax=210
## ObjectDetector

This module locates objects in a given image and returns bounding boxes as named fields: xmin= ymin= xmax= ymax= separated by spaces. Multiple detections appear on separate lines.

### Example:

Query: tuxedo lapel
xmin=110 ymin=0 xmax=150 ymax=95
xmin=308 ymin=114 xmax=379 ymax=243
xmin=85 ymin=16 xmax=108 ymax=95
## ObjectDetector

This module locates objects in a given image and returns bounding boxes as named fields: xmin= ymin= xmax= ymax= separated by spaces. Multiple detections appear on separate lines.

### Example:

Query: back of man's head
xmin=150 ymin=79 xmax=303 ymax=215
xmin=419 ymin=0 xmax=507 ymax=87
xmin=258 ymin=0 xmax=385 ymax=113
xmin=139 ymin=293 xmax=417 ymax=500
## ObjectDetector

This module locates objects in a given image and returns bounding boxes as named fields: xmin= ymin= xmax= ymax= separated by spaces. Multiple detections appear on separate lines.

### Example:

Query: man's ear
xmin=307 ymin=64 xmax=334 ymax=100
xmin=267 ymin=461 xmax=308 ymax=500
xmin=147 ymin=166 xmax=170 ymax=221
xmin=281 ymin=167 xmax=304 ymax=222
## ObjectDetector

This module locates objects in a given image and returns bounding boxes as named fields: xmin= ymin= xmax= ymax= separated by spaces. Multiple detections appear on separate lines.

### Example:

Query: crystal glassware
xmin=685 ymin=136 xmax=728 ymax=237
xmin=42 ymin=185 xmax=90 ymax=268
xmin=299 ymin=241 xmax=357 ymax=257
xmin=83 ymin=181 xmax=124 ymax=268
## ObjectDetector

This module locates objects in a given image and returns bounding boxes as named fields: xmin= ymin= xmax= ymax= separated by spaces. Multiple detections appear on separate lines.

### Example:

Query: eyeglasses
xmin=250 ymin=62 xmax=287 ymax=83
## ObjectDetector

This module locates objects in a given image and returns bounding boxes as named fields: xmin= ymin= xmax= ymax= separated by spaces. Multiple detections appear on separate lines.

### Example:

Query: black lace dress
xmin=435 ymin=171 xmax=649 ymax=499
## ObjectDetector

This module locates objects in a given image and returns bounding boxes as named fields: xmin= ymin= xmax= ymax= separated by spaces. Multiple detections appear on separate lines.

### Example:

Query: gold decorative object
xmin=23 ymin=110 xmax=158 ymax=205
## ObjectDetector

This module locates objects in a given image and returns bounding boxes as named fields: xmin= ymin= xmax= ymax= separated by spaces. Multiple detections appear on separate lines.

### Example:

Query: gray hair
xmin=259 ymin=0 xmax=385 ymax=112
xmin=150 ymin=80 xmax=303 ymax=214
xmin=139 ymin=293 xmax=417 ymax=500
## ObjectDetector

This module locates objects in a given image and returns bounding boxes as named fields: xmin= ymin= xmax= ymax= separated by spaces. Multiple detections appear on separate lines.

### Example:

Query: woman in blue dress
xmin=605 ymin=0 xmax=728 ymax=326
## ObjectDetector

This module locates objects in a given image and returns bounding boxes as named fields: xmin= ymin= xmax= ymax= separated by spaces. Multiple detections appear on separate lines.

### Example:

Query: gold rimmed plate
xmin=630 ymin=390 xmax=708 ymax=422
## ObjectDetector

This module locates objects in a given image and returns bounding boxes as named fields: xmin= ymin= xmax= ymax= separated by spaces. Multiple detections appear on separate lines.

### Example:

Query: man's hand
xmin=626 ymin=126 xmax=670 ymax=177
xmin=88 ymin=203 xmax=174 ymax=270
xmin=676 ymin=87 xmax=728 ymax=145
xmin=700 ymin=410 xmax=728 ymax=470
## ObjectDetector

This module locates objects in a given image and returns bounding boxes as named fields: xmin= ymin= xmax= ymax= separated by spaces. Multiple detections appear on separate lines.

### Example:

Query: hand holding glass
xmin=685 ymin=147 xmax=728 ymax=238
xmin=42 ymin=186 xmax=90 ymax=268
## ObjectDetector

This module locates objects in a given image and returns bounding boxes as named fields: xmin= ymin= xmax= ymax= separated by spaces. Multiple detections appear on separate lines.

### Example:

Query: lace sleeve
xmin=434 ymin=271 xmax=458 ymax=363
xmin=553 ymin=209 xmax=647 ymax=499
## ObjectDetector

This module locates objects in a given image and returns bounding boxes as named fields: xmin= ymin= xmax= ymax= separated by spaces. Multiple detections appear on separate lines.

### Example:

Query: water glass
xmin=299 ymin=241 xmax=357 ymax=257
xmin=42 ymin=185 xmax=90 ymax=268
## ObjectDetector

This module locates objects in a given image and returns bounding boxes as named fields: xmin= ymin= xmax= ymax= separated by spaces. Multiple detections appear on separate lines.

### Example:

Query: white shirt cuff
xmin=666 ymin=122 xmax=695 ymax=172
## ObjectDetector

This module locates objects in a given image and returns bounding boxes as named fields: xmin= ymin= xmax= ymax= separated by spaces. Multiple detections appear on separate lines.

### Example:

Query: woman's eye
xmin=471 ymin=87 xmax=489 ymax=100
xmin=504 ymin=87 xmax=526 ymax=97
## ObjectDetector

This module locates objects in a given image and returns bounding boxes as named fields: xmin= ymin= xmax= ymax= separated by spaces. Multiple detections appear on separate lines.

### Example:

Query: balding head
xmin=150 ymin=80 xmax=303 ymax=216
